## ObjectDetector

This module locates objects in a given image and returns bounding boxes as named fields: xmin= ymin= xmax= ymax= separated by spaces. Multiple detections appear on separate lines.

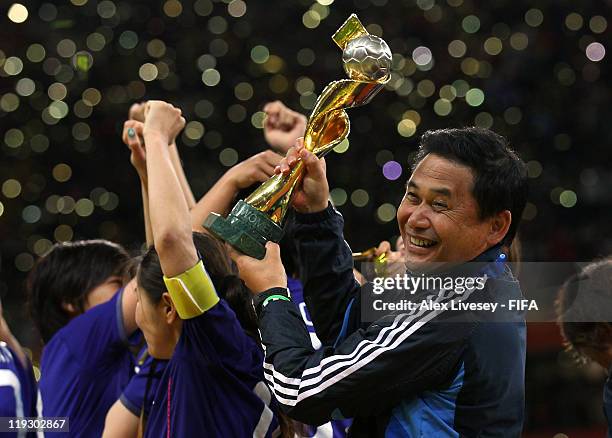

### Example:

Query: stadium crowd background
xmin=0 ymin=0 xmax=610 ymax=435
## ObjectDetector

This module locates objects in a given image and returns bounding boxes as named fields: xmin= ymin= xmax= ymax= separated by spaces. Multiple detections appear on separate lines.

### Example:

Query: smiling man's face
xmin=397 ymin=153 xmax=494 ymax=271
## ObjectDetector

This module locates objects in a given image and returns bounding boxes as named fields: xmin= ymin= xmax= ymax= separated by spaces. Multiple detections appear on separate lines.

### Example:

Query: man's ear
xmin=487 ymin=210 xmax=512 ymax=246
xmin=161 ymin=292 xmax=178 ymax=325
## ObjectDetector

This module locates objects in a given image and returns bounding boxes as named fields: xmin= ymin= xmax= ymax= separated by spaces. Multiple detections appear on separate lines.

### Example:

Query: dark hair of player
xmin=28 ymin=240 xmax=134 ymax=343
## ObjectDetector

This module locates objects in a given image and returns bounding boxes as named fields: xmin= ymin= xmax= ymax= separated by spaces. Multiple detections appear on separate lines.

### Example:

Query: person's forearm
xmin=169 ymin=143 xmax=196 ymax=210
xmin=145 ymin=132 xmax=197 ymax=276
xmin=190 ymin=172 xmax=239 ymax=231
xmin=141 ymin=181 xmax=153 ymax=247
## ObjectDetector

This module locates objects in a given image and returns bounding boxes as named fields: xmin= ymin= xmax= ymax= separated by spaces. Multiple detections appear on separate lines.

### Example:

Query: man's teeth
xmin=410 ymin=236 xmax=437 ymax=248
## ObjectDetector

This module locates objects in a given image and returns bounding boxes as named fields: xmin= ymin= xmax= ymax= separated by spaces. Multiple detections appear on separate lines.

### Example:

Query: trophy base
xmin=203 ymin=200 xmax=283 ymax=260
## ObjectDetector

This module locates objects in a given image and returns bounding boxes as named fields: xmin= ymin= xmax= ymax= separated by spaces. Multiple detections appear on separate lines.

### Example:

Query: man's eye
xmin=406 ymin=192 xmax=418 ymax=201
xmin=432 ymin=200 xmax=447 ymax=209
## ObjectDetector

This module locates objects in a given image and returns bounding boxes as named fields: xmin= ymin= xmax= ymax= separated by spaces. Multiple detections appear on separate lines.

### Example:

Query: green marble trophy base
xmin=203 ymin=200 xmax=283 ymax=260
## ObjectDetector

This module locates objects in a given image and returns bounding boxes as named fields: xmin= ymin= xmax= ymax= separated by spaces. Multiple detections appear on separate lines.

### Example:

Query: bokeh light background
xmin=1 ymin=0 xmax=611 ymax=434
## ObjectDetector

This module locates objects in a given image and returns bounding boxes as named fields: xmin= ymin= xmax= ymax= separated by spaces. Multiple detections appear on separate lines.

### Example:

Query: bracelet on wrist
xmin=252 ymin=287 xmax=292 ymax=317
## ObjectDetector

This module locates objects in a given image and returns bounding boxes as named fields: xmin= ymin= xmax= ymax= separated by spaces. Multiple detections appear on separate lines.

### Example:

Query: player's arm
xmin=168 ymin=143 xmax=196 ymax=210
xmin=121 ymin=119 xmax=153 ymax=246
xmin=190 ymin=150 xmax=282 ymax=231
xmin=234 ymin=247 xmax=472 ymax=425
xmin=143 ymin=101 xmax=197 ymax=278
xmin=118 ymin=119 xmax=149 ymax=334
xmin=143 ymin=101 xmax=224 ymax=324
xmin=102 ymin=400 xmax=139 ymax=438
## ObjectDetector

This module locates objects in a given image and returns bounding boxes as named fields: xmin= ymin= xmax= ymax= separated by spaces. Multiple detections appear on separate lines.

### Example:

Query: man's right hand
xmin=275 ymin=138 xmax=329 ymax=214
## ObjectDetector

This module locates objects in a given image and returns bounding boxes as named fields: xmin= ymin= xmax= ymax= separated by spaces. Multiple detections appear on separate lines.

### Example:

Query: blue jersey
xmin=145 ymin=299 xmax=278 ymax=437
xmin=121 ymin=348 xmax=167 ymax=418
xmin=0 ymin=343 xmax=41 ymax=438
xmin=40 ymin=289 xmax=136 ymax=437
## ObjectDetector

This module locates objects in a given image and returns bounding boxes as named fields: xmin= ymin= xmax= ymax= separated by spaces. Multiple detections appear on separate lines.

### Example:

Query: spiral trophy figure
xmin=204 ymin=14 xmax=392 ymax=259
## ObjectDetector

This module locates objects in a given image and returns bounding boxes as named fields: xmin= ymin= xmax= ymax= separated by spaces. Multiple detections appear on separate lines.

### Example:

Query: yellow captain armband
xmin=163 ymin=260 xmax=220 ymax=319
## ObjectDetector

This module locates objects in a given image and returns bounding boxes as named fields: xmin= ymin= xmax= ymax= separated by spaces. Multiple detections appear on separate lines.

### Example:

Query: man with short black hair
xmin=234 ymin=127 xmax=529 ymax=436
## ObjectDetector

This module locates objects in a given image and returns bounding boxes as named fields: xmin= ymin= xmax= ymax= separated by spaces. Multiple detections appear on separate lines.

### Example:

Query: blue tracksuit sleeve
xmin=292 ymin=204 xmax=362 ymax=346
xmin=258 ymin=286 xmax=475 ymax=426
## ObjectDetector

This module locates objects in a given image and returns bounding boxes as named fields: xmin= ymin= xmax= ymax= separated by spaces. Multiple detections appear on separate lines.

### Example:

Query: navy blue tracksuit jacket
xmin=257 ymin=204 xmax=526 ymax=437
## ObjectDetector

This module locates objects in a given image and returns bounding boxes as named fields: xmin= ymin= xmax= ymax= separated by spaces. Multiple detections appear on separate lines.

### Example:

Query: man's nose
xmin=406 ymin=203 xmax=430 ymax=230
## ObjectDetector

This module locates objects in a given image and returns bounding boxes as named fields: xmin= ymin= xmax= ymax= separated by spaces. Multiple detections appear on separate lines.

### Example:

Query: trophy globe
xmin=342 ymin=34 xmax=392 ymax=82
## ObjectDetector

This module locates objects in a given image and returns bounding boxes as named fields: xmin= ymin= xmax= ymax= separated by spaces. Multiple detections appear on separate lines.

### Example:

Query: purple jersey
xmin=40 ymin=289 xmax=136 ymax=437
xmin=145 ymin=299 xmax=278 ymax=437
xmin=121 ymin=348 xmax=167 ymax=418
xmin=0 ymin=343 xmax=41 ymax=438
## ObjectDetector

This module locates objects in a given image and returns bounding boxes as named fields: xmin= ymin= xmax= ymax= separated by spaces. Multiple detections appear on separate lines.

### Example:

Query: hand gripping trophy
xmin=204 ymin=14 xmax=392 ymax=259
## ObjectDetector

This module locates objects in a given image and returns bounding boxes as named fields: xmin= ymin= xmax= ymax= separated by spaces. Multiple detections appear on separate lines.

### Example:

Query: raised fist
xmin=263 ymin=101 xmax=307 ymax=154
xmin=143 ymin=101 xmax=186 ymax=144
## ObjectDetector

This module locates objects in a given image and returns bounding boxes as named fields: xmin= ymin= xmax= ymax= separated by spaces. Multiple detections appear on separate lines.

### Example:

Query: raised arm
xmin=142 ymin=101 xmax=196 ymax=277
xmin=190 ymin=150 xmax=282 ymax=231
xmin=122 ymin=120 xmax=153 ymax=247
xmin=169 ymin=143 xmax=196 ymax=210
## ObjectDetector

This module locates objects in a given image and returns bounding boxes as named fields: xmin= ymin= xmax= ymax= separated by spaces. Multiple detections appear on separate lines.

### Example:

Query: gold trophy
xmin=204 ymin=14 xmax=392 ymax=259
